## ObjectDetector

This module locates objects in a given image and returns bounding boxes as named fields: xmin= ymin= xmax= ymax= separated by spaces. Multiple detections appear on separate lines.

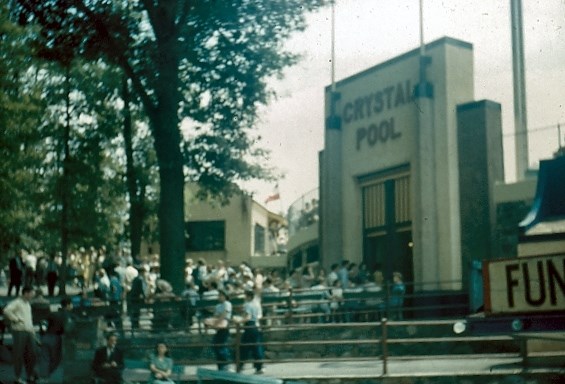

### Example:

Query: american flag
xmin=264 ymin=184 xmax=280 ymax=204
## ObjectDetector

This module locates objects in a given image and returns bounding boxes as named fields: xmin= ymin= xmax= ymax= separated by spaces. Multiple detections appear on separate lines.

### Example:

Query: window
xmin=362 ymin=171 xmax=411 ymax=230
xmin=185 ymin=221 xmax=225 ymax=252
xmin=254 ymin=223 xmax=266 ymax=256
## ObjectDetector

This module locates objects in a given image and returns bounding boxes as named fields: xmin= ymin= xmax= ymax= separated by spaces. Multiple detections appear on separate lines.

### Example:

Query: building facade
xmin=184 ymin=186 xmax=287 ymax=270
xmin=319 ymin=37 xmax=505 ymax=290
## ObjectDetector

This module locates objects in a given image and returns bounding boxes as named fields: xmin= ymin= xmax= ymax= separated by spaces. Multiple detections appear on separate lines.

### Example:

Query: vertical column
xmin=320 ymin=90 xmax=343 ymax=271
xmin=510 ymin=0 xmax=529 ymax=180
xmin=412 ymin=54 xmax=438 ymax=288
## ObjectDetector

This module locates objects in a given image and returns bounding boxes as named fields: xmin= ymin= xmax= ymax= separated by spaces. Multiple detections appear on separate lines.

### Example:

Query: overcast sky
xmin=246 ymin=0 xmax=565 ymax=213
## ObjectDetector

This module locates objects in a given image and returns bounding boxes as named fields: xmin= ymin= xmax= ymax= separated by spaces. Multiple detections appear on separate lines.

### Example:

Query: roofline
xmin=325 ymin=36 xmax=473 ymax=92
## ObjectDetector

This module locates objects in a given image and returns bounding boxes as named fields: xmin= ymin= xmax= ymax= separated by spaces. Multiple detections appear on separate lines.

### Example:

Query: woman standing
xmin=149 ymin=342 xmax=175 ymax=384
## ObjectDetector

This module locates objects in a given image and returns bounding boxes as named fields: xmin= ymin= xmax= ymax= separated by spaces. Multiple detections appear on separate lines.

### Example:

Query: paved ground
xmin=126 ymin=355 xmax=564 ymax=380
xmin=1 ymin=355 xmax=556 ymax=383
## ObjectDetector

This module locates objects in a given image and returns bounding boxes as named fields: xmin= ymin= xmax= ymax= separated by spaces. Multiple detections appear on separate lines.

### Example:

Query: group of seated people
xmin=92 ymin=333 xmax=175 ymax=384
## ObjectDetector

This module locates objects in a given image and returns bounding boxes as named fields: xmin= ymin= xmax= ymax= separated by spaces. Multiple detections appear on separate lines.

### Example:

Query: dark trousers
xmin=128 ymin=300 xmax=142 ymax=329
xmin=239 ymin=321 xmax=264 ymax=371
xmin=47 ymin=273 xmax=58 ymax=296
xmin=213 ymin=328 xmax=231 ymax=370
xmin=41 ymin=333 xmax=62 ymax=374
xmin=12 ymin=330 xmax=37 ymax=379
xmin=105 ymin=301 xmax=123 ymax=335
xmin=8 ymin=280 xmax=21 ymax=296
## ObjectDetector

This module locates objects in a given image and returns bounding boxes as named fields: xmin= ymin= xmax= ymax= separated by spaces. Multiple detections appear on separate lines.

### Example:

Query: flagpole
xmin=279 ymin=193 xmax=284 ymax=216
xmin=419 ymin=0 xmax=425 ymax=57
xmin=331 ymin=0 xmax=336 ymax=92
xmin=419 ymin=0 xmax=426 ymax=84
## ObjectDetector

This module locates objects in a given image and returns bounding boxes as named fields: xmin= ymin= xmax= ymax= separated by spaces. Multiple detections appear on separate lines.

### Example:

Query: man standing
xmin=389 ymin=272 xmax=406 ymax=320
xmin=238 ymin=290 xmax=265 ymax=374
xmin=45 ymin=254 xmax=59 ymax=297
xmin=107 ymin=271 xmax=124 ymax=334
xmin=127 ymin=265 xmax=149 ymax=330
xmin=92 ymin=333 xmax=124 ymax=384
xmin=205 ymin=289 xmax=232 ymax=371
xmin=2 ymin=285 xmax=38 ymax=384
xmin=8 ymin=250 xmax=24 ymax=296
xmin=43 ymin=296 xmax=75 ymax=374
xmin=337 ymin=260 xmax=350 ymax=289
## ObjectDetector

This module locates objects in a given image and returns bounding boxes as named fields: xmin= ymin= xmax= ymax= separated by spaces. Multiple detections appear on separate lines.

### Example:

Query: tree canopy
xmin=11 ymin=0 xmax=329 ymax=291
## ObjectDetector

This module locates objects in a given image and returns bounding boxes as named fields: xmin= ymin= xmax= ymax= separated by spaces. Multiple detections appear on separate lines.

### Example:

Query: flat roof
xmin=325 ymin=36 xmax=473 ymax=91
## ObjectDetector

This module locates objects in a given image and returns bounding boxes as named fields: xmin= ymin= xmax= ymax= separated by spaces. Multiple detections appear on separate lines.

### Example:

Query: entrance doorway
xmin=361 ymin=169 xmax=413 ymax=283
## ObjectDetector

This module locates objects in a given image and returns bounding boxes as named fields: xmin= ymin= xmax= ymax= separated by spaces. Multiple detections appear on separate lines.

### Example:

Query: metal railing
xmin=123 ymin=318 xmax=533 ymax=379
xmin=64 ymin=279 xmax=472 ymax=338
xmin=72 ymin=299 xmax=563 ymax=382
xmin=287 ymin=188 xmax=319 ymax=236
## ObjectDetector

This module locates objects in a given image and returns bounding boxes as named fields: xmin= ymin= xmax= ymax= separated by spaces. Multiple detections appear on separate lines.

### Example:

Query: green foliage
xmin=34 ymin=58 xmax=157 ymax=252
xmin=1 ymin=0 xmax=159 ymax=257
xmin=9 ymin=0 xmax=329 ymax=290
xmin=13 ymin=0 xmax=329 ymax=199
xmin=0 ymin=4 xmax=46 ymax=257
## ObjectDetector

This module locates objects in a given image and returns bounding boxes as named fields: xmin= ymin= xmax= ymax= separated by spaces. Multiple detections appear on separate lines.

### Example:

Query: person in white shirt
xmin=3 ymin=286 xmax=39 ymax=384
xmin=184 ymin=258 xmax=194 ymax=285
xmin=202 ymin=281 xmax=220 ymax=301
xmin=326 ymin=263 xmax=339 ymax=288
xmin=237 ymin=290 xmax=264 ymax=374
xmin=123 ymin=263 xmax=139 ymax=293
xmin=24 ymin=252 xmax=37 ymax=287
xmin=206 ymin=290 xmax=232 ymax=371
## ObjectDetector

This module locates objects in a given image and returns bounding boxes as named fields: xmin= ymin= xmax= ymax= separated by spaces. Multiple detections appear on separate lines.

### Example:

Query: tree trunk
xmin=152 ymin=38 xmax=185 ymax=293
xmin=58 ymin=65 xmax=71 ymax=296
xmin=153 ymin=113 xmax=185 ymax=293
xmin=122 ymin=76 xmax=143 ymax=265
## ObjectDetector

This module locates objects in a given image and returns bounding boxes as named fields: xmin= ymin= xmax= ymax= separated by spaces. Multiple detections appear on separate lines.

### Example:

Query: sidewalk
xmin=0 ymin=355 xmax=559 ymax=384
xmin=0 ymin=362 xmax=62 ymax=383
xmin=258 ymin=356 xmax=564 ymax=380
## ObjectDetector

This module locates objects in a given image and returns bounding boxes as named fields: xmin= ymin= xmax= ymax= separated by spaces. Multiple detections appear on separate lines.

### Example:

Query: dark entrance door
xmin=361 ymin=170 xmax=413 ymax=282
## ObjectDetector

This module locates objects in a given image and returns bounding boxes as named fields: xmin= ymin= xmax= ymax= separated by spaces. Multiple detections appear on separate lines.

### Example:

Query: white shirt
xmin=202 ymin=289 xmax=219 ymax=300
xmin=327 ymin=271 xmax=338 ymax=287
xmin=3 ymin=297 xmax=34 ymax=332
xmin=26 ymin=254 xmax=37 ymax=270
xmin=124 ymin=265 xmax=139 ymax=288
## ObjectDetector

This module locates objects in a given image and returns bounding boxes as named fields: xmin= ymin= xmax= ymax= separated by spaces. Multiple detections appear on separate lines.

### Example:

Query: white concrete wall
xmin=184 ymin=186 xmax=286 ymax=269
xmin=185 ymin=190 xmax=252 ymax=266
xmin=323 ymin=37 xmax=474 ymax=285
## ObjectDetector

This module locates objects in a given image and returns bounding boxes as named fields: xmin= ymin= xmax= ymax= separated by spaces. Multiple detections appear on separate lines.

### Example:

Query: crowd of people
xmin=3 ymin=247 xmax=407 ymax=330
xmin=1 ymin=246 xmax=406 ymax=382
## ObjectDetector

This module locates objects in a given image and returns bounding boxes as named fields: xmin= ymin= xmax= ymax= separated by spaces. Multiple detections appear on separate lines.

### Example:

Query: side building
xmin=183 ymin=185 xmax=287 ymax=271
